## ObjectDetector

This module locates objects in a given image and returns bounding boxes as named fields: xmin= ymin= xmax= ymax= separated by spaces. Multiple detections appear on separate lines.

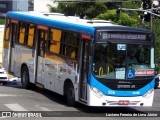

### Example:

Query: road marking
xmin=35 ymin=105 xmax=51 ymax=111
xmin=0 ymin=94 xmax=17 ymax=97
xmin=4 ymin=103 xmax=29 ymax=111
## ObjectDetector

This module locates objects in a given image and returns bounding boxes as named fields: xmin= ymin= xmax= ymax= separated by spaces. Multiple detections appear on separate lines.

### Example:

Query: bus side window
xmin=38 ymin=30 xmax=48 ymax=57
xmin=26 ymin=24 xmax=35 ymax=47
xmin=3 ymin=19 xmax=11 ymax=49
xmin=61 ymin=32 xmax=79 ymax=59
xmin=4 ymin=19 xmax=11 ymax=41
xmin=49 ymin=28 xmax=62 ymax=54
xmin=18 ymin=22 xmax=26 ymax=44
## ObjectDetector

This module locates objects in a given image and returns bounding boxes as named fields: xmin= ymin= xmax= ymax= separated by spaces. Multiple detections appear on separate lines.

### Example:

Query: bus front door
xmin=36 ymin=29 xmax=48 ymax=86
xmin=9 ymin=23 xmax=18 ymax=73
xmin=79 ymin=40 xmax=90 ymax=102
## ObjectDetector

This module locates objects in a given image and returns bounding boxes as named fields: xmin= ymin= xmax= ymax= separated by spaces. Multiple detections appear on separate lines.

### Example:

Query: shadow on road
xmin=2 ymin=81 xmax=144 ymax=116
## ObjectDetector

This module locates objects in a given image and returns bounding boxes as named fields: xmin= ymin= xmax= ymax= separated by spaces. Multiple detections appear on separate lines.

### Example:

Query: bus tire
xmin=21 ymin=66 xmax=30 ymax=89
xmin=66 ymin=82 xmax=76 ymax=106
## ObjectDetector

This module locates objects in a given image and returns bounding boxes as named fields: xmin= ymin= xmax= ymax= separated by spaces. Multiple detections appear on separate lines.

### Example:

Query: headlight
xmin=90 ymin=86 xmax=105 ymax=98
xmin=142 ymin=88 xmax=154 ymax=98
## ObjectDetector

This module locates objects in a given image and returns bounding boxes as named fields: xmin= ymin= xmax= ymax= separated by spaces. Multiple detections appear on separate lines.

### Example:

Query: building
xmin=0 ymin=0 xmax=29 ymax=18
xmin=34 ymin=0 xmax=57 ymax=12
xmin=0 ymin=0 xmax=79 ymax=16
xmin=29 ymin=0 xmax=34 ymax=11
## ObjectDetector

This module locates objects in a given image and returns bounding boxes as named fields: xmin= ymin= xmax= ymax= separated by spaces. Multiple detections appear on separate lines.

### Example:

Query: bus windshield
xmin=92 ymin=43 xmax=155 ymax=79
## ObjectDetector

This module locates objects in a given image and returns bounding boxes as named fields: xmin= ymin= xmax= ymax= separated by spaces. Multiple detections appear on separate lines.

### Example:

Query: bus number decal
xmin=108 ymin=90 xmax=115 ymax=95
xmin=132 ymin=91 xmax=140 ymax=95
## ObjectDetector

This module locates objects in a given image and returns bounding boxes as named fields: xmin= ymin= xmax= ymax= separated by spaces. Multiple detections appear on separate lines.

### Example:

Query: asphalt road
xmin=0 ymin=81 xmax=160 ymax=120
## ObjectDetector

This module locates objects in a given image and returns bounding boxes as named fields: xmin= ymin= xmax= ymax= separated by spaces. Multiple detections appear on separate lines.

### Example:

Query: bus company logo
xmin=60 ymin=67 xmax=67 ymax=72
xmin=1 ymin=112 xmax=42 ymax=118
xmin=68 ymin=69 xmax=71 ymax=74
xmin=2 ymin=112 xmax=11 ymax=118
xmin=108 ymin=90 xmax=115 ymax=95
xmin=50 ymin=65 xmax=56 ymax=69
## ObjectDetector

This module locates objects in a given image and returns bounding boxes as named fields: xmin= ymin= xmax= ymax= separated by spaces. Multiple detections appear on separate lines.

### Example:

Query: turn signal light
xmin=81 ymin=34 xmax=92 ymax=40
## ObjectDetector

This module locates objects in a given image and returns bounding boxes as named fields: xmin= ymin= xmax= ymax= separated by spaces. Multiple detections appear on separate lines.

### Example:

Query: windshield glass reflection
xmin=92 ymin=43 xmax=155 ymax=79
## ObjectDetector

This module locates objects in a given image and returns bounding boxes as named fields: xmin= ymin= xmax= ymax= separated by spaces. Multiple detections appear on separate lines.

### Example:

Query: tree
xmin=152 ymin=19 xmax=160 ymax=72
xmin=104 ymin=2 xmax=121 ymax=10
xmin=47 ymin=4 xmax=59 ymax=12
xmin=95 ymin=10 xmax=139 ymax=27
xmin=49 ymin=1 xmax=107 ymax=19
xmin=0 ymin=19 xmax=5 ymax=24
xmin=121 ymin=0 xmax=141 ymax=19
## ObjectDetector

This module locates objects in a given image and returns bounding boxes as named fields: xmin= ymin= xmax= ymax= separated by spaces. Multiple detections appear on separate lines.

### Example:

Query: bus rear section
xmin=87 ymin=30 xmax=155 ymax=106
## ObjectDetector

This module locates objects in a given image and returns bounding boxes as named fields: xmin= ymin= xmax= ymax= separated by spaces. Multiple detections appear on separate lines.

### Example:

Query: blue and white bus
xmin=3 ymin=11 xmax=156 ymax=106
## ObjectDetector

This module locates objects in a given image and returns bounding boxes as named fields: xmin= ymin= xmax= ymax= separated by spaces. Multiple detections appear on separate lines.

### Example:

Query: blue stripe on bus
xmin=7 ymin=12 xmax=151 ymax=36
xmin=88 ymin=74 xmax=155 ymax=97
xmin=7 ymin=12 xmax=95 ymax=36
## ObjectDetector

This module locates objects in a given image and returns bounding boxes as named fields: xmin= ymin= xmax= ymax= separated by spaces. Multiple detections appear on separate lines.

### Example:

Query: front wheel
xmin=66 ymin=83 xmax=76 ymax=106
xmin=155 ymin=77 xmax=159 ymax=89
xmin=21 ymin=66 xmax=30 ymax=89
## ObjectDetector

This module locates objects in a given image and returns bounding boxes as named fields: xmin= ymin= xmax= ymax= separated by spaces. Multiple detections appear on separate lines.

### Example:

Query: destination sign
xmin=135 ymin=70 xmax=155 ymax=76
xmin=98 ymin=32 xmax=147 ymax=41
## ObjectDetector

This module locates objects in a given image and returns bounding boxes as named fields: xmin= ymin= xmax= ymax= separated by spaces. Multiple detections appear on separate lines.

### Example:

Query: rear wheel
xmin=155 ymin=79 xmax=159 ymax=89
xmin=21 ymin=66 xmax=30 ymax=89
xmin=66 ymin=82 xmax=76 ymax=106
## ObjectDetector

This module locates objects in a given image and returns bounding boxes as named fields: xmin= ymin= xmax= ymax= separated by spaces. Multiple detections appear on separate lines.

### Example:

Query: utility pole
xmin=150 ymin=0 xmax=153 ymax=31
xmin=117 ymin=0 xmax=160 ymax=30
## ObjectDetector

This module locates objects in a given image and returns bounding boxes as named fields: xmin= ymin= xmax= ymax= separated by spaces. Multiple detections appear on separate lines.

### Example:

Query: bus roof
xmin=6 ymin=11 xmax=151 ymax=35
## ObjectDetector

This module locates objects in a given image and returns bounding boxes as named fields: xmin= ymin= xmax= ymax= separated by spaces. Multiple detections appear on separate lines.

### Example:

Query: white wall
xmin=34 ymin=0 xmax=56 ymax=12
xmin=12 ymin=0 xmax=28 ymax=11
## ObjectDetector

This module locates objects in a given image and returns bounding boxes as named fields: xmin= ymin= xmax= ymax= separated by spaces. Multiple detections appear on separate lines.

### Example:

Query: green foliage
xmin=122 ymin=0 xmax=141 ymax=9
xmin=51 ymin=2 xmax=107 ymax=19
xmin=95 ymin=10 xmax=116 ymax=22
xmin=0 ymin=19 xmax=5 ymax=24
xmin=85 ymin=2 xmax=107 ymax=19
xmin=118 ymin=13 xmax=138 ymax=27
xmin=152 ymin=19 xmax=160 ymax=72
xmin=104 ymin=2 xmax=121 ymax=10
xmin=121 ymin=0 xmax=141 ymax=19
xmin=47 ymin=4 xmax=59 ymax=12
xmin=57 ymin=3 xmax=77 ymax=16
xmin=95 ymin=10 xmax=138 ymax=27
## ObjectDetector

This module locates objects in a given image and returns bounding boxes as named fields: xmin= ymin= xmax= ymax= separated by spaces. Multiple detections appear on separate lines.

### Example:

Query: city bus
xmin=3 ymin=11 xmax=156 ymax=106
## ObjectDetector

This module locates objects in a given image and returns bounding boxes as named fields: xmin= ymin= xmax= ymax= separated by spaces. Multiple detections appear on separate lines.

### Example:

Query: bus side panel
xmin=3 ymin=44 xmax=10 ymax=72
xmin=44 ymin=53 xmax=79 ymax=99
xmin=14 ymin=44 xmax=35 ymax=83
xmin=54 ymin=58 xmax=78 ymax=96
xmin=2 ymin=19 xmax=10 ymax=72
xmin=13 ymin=45 xmax=20 ymax=76
xmin=44 ymin=56 xmax=56 ymax=91
xmin=14 ymin=44 xmax=23 ymax=77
